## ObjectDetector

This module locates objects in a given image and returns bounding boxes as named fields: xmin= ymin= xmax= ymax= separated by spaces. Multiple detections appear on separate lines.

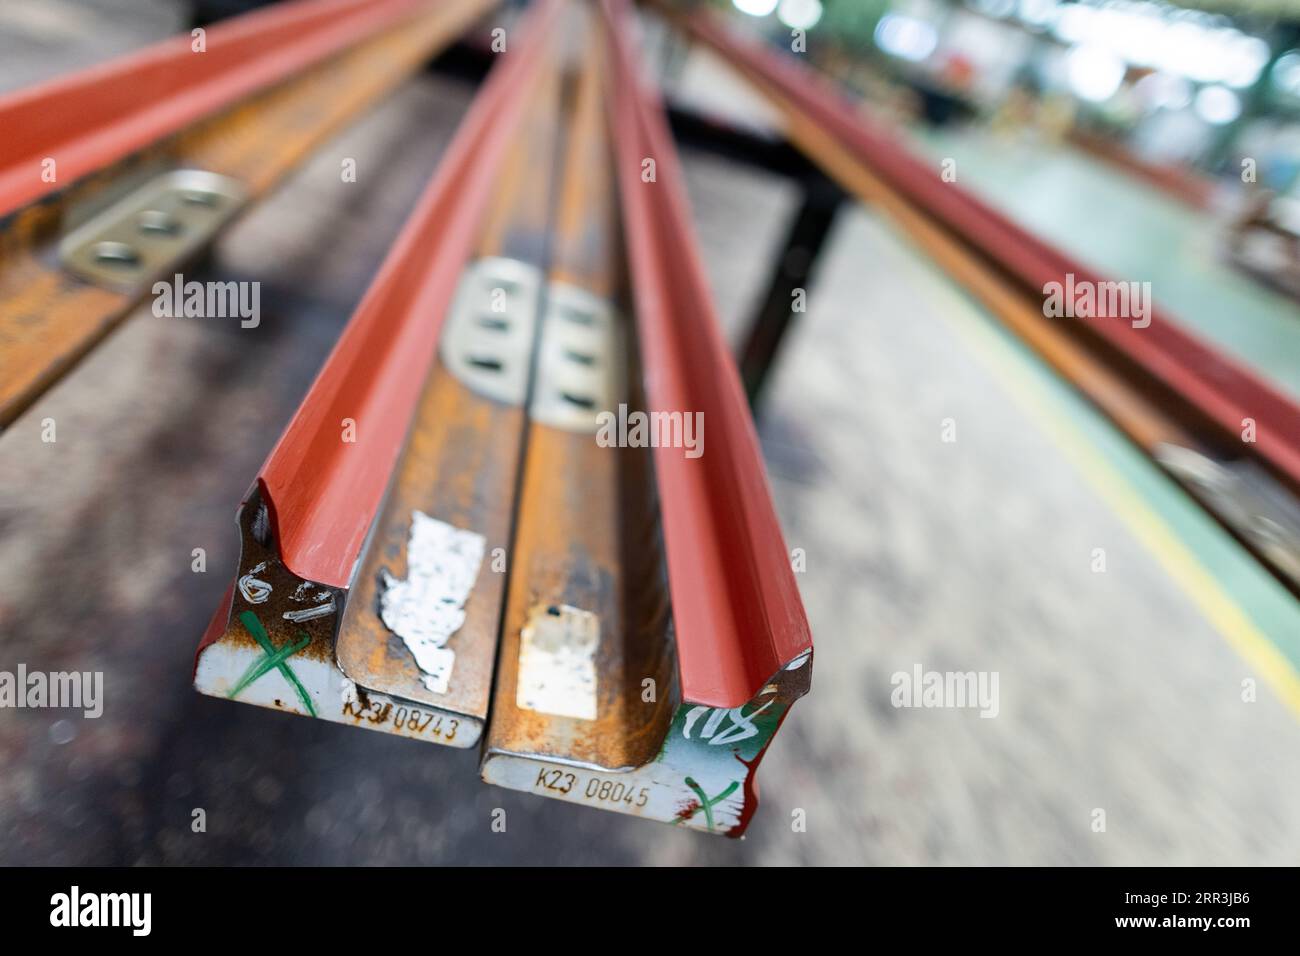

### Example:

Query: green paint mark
xmin=229 ymin=610 xmax=316 ymax=717
xmin=229 ymin=633 xmax=310 ymax=699
xmin=677 ymin=777 xmax=739 ymax=833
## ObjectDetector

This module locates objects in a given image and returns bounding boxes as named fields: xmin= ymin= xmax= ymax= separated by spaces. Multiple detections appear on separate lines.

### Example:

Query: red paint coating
xmin=599 ymin=0 xmax=812 ymax=710
xmin=682 ymin=10 xmax=1300 ymax=492
xmin=0 ymin=0 xmax=436 ymax=220
xmin=730 ymin=707 xmax=792 ymax=838
xmin=257 ymin=0 xmax=563 ymax=588
xmin=192 ymin=583 xmax=234 ymax=680
xmin=673 ymin=799 xmax=703 ymax=826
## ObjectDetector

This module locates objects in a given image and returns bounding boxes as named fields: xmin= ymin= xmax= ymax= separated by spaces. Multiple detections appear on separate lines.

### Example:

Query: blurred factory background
xmin=686 ymin=0 xmax=1300 ymax=302
xmin=1 ymin=0 xmax=1299 ymax=865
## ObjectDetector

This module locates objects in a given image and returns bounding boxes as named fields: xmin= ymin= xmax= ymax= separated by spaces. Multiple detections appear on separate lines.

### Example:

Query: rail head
xmin=256 ymin=0 xmax=564 ymax=589
xmin=600 ymin=0 xmax=812 ymax=710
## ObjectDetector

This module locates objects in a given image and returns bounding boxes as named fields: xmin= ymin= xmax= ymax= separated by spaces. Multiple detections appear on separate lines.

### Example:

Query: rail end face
xmin=193 ymin=493 xmax=484 ymax=749
xmin=481 ymin=647 xmax=811 ymax=836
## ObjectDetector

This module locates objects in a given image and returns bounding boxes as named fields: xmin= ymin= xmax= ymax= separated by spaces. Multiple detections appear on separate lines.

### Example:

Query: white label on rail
xmin=378 ymin=511 xmax=485 ymax=694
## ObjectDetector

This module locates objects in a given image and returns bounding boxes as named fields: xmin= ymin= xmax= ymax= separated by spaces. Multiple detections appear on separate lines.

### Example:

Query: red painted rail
xmin=680 ymin=10 xmax=1300 ymax=493
xmin=0 ymin=0 xmax=441 ymax=220
xmin=258 ymin=0 xmax=562 ymax=587
xmin=600 ymin=0 xmax=812 ymax=709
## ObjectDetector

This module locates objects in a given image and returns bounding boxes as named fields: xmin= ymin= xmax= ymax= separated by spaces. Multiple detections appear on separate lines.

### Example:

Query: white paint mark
xmin=283 ymin=595 xmax=335 ymax=623
xmin=379 ymin=512 xmax=485 ymax=695
xmin=517 ymin=604 xmax=599 ymax=720
xmin=194 ymin=644 xmax=483 ymax=748
xmin=682 ymin=699 xmax=774 ymax=745
xmin=409 ymin=646 xmax=455 ymax=695
xmin=784 ymin=649 xmax=812 ymax=670
xmin=237 ymin=562 xmax=271 ymax=604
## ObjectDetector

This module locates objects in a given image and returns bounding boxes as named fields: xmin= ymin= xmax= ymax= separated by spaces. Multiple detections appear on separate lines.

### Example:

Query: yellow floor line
xmin=891 ymin=232 xmax=1300 ymax=721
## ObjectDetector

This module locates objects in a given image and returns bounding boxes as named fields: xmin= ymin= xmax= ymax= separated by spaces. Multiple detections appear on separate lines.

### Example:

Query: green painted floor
xmin=912 ymin=127 xmax=1300 ymax=402
xmin=908 ymin=125 xmax=1300 ymax=693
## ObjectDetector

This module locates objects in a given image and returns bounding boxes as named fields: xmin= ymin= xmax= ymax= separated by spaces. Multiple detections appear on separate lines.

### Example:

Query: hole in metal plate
xmin=92 ymin=241 xmax=141 ymax=268
xmin=564 ymin=349 xmax=596 ymax=366
xmin=562 ymin=306 xmax=595 ymax=326
xmin=529 ymin=283 xmax=623 ymax=433
xmin=439 ymin=258 xmax=542 ymax=406
xmin=59 ymin=169 xmax=247 ymax=290
xmin=137 ymin=210 xmax=183 ymax=236
xmin=180 ymin=190 xmax=223 ymax=208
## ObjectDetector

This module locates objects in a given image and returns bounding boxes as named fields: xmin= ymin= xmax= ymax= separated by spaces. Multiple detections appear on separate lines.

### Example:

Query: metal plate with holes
xmin=531 ymin=283 xmax=623 ymax=432
xmin=58 ymin=170 xmax=248 ymax=290
xmin=438 ymin=257 xmax=542 ymax=405
xmin=1156 ymin=442 xmax=1300 ymax=588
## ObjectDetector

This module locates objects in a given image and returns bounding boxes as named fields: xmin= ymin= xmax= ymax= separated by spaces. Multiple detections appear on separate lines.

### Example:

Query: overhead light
xmin=733 ymin=0 xmax=779 ymax=17
xmin=1053 ymin=4 xmax=1096 ymax=44
xmin=777 ymin=0 xmax=823 ymax=30
xmin=1222 ymin=33 xmax=1271 ymax=89
xmin=1275 ymin=51 xmax=1300 ymax=98
xmin=1194 ymin=84 xmax=1242 ymax=125
xmin=1066 ymin=44 xmax=1126 ymax=103
xmin=874 ymin=13 xmax=938 ymax=63
xmin=970 ymin=0 xmax=1016 ymax=17
xmin=1018 ymin=0 xmax=1058 ymax=29
xmin=1135 ymin=71 xmax=1192 ymax=111
xmin=1050 ymin=5 xmax=1272 ymax=92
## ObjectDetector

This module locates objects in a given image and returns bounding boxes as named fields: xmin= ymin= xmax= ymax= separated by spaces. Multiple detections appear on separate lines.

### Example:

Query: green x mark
xmin=228 ymin=610 xmax=316 ymax=717
xmin=676 ymin=776 xmax=740 ymax=833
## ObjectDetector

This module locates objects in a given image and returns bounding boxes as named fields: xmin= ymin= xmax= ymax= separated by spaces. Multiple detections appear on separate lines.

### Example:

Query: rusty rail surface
xmin=188 ymin=0 xmax=812 ymax=835
xmin=194 ymin=0 xmax=566 ymax=749
xmin=0 ymin=0 xmax=495 ymax=427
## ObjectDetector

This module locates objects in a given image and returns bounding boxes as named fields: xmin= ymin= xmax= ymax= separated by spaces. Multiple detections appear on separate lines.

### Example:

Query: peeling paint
xmin=379 ymin=511 xmax=485 ymax=695
xmin=517 ymin=604 xmax=599 ymax=720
